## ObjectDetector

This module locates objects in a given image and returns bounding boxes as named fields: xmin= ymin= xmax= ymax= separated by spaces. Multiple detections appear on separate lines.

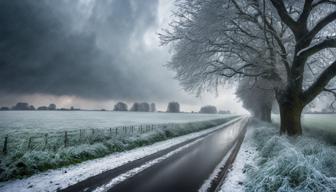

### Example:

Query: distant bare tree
xmin=236 ymin=79 xmax=274 ymax=122
xmin=199 ymin=105 xmax=217 ymax=114
xmin=150 ymin=103 xmax=156 ymax=112
xmin=167 ymin=102 xmax=180 ymax=113
xmin=12 ymin=102 xmax=31 ymax=110
xmin=48 ymin=104 xmax=56 ymax=110
xmin=130 ymin=102 xmax=150 ymax=112
xmin=113 ymin=102 xmax=128 ymax=111
xmin=37 ymin=106 xmax=48 ymax=110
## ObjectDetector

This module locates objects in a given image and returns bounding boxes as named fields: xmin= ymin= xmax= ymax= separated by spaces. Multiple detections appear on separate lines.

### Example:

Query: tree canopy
xmin=161 ymin=0 xmax=336 ymax=135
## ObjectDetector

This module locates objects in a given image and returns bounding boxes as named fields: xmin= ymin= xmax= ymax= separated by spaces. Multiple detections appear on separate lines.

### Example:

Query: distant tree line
xmin=199 ymin=105 xmax=217 ymax=114
xmin=1 ymin=101 xmax=236 ymax=114
xmin=0 ymin=102 xmax=79 ymax=111
xmin=113 ymin=101 xmax=182 ymax=113
xmin=113 ymin=102 xmax=160 ymax=112
xmin=198 ymin=105 xmax=231 ymax=114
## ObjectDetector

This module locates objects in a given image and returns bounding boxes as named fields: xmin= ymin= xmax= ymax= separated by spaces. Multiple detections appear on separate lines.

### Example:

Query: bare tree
xmin=161 ymin=0 xmax=336 ymax=135
xmin=199 ymin=105 xmax=217 ymax=114
xmin=236 ymin=79 xmax=274 ymax=122
xmin=167 ymin=102 xmax=180 ymax=113
xmin=113 ymin=102 xmax=128 ymax=111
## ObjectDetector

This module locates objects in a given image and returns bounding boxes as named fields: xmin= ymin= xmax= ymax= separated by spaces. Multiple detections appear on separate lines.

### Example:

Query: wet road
xmin=108 ymin=119 xmax=245 ymax=192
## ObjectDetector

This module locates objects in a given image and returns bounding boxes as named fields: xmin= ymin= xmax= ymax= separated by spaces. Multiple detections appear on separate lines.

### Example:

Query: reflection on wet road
xmin=108 ymin=119 xmax=244 ymax=192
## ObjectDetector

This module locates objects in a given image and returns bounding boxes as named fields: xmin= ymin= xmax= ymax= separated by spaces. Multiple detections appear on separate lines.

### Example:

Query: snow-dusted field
xmin=0 ymin=111 xmax=235 ymax=182
xmin=0 ymin=111 xmax=233 ymax=135
xmin=273 ymin=114 xmax=336 ymax=143
xmin=0 ymin=119 xmax=237 ymax=192
xmin=273 ymin=114 xmax=336 ymax=135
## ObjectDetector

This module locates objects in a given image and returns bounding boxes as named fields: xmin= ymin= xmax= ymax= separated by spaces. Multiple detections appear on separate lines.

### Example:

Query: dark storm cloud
xmin=0 ymin=0 xmax=177 ymax=101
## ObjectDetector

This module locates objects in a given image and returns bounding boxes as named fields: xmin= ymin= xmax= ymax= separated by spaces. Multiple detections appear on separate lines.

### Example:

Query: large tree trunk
xmin=278 ymin=93 xmax=304 ymax=136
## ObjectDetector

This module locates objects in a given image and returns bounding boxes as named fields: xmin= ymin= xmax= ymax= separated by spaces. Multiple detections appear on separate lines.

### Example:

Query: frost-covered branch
xmin=304 ymin=10 xmax=336 ymax=42
xmin=297 ymin=37 xmax=336 ymax=57
xmin=303 ymin=60 xmax=336 ymax=103
xmin=312 ymin=0 xmax=336 ymax=8
xmin=269 ymin=0 xmax=299 ymax=34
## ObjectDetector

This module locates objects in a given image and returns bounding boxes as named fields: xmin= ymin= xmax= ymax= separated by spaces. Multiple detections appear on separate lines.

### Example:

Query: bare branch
xmin=312 ymin=0 xmax=336 ymax=8
xmin=297 ymin=37 xmax=336 ymax=58
xmin=304 ymin=11 xmax=336 ymax=42
xmin=269 ymin=0 xmax=299 ymax=34
xmin=297 ymin=0 xmax=314 ymax=24
xmin=303 ymin=60 xmax=336 ymax=103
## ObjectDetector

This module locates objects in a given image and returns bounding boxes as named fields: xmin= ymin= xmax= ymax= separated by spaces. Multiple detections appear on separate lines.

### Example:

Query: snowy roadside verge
xmin=199 ymin=117 xmax=249 ymax=192
xmin=0 ymin=118 xmax=241 ymax=192
xmin=221 ymin=119 xmax=336 ymax=192
xmin=219 ymin=122 xmax=257 ymax=192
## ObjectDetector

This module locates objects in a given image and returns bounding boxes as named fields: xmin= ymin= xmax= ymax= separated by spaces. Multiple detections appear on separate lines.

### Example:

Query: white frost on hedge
xmin=0 ymin=119 xmax=238 ymax=192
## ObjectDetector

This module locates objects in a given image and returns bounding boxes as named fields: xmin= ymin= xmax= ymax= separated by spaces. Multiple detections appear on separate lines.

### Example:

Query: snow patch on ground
xmin=0 ymin=119 xmax=238 ymax=192
xmin=220 ymin=124 xmax=257 ymax=192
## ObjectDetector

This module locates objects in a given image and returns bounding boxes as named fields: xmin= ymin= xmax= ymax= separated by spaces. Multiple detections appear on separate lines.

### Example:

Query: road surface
xmin=62 ymin=117 xmax=247 ymax=192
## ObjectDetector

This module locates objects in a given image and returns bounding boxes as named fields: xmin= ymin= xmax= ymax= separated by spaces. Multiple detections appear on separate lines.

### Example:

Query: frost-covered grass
xmin=0 ymin=111 xmax=235 ymax=156
xmin=0 ymin=116 xmax=235 ymax=182
xmin=244 ymin=119 xmax=336 ymax=192
xmin=0 ymin=119 xmax=240 ymax=192
xmin=0 ymin=111 xmax=232 ymax=135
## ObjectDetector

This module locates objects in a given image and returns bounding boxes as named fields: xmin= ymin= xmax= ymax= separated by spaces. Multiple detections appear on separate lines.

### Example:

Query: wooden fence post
xmin=64 ymin=131 xmax=68 ymax=147
xmin=3 ymin=136 xmax=8 ymax=155
xmin=44 ymin=133 xmax=48 ymax=149
xmin=27 ymin=137 xmax=32 ymax=150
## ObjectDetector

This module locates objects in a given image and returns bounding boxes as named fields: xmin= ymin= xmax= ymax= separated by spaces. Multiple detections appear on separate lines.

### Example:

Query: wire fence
xmin=0 ymin=123 xmax=178 ymax=155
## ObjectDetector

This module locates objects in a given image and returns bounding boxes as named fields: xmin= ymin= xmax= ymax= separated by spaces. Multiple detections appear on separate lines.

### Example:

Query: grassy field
xmin=272 ymin=114 xmax=336 ymax=143
xmin=0 ymin=111 xmax=236 ymax=181
xmin=0 ymin=111 xmax=234 ymax=135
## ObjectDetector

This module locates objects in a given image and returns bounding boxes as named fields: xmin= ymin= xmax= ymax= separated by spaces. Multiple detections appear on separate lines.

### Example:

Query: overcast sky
xmin=0 ymin=0 xmax=246 ymax=113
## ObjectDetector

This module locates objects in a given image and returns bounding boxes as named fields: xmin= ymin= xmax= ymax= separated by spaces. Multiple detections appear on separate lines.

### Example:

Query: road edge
xmin=61 ymin=117 xmax=242 ymax=192
xmin=206 ymin=117 xmax=249 ymax=192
